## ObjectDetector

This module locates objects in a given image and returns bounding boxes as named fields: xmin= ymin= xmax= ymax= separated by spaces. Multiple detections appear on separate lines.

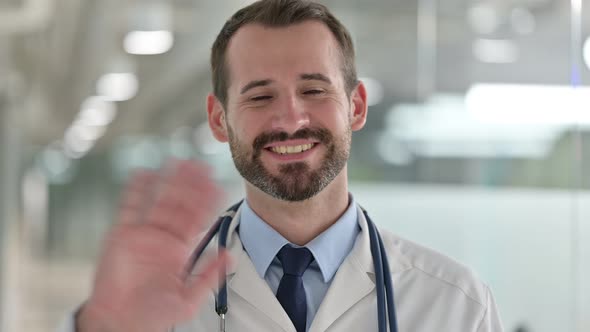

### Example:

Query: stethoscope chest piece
xmin=219 ymin=313 xmax=226 ymax=332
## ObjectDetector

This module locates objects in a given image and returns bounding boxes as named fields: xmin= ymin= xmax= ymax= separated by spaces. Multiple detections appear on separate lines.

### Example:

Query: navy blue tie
xmin=276 ymin=246 xmax=314 ymax=332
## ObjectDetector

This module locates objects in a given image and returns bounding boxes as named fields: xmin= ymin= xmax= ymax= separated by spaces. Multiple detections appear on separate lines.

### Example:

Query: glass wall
xmin=0 ymin=0 xmax=588 ymax=331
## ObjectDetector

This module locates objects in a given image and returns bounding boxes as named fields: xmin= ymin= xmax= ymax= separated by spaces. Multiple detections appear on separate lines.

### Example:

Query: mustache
xmin=252 ymin=128 xmax=333 ymax=152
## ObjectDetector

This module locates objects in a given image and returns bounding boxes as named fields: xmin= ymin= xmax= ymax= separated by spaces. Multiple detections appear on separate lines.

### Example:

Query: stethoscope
xmin=177 ymin=201 xmax=399 ymax=332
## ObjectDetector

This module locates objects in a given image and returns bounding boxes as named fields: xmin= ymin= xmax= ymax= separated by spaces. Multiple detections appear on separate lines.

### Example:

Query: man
xmin=66 ymin=0 xmax=503 ymax=331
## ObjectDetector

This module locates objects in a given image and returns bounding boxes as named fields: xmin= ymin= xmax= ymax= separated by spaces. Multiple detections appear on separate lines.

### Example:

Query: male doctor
xmin=68 ymin=0 xmax=504 ymax=331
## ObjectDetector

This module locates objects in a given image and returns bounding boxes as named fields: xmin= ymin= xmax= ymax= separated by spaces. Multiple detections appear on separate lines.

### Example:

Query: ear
xmin=207 ymin=93 xmax=229 ymax=142
xmin=350 ymin=81 xmax=368 ymax=131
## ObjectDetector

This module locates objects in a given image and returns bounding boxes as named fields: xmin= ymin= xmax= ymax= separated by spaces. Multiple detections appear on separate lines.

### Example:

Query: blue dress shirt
xmin=238 ymin=196 xmax=360 ymax=331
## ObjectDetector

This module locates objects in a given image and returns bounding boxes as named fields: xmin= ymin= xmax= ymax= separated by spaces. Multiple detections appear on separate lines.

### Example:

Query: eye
xmin=250 ymin=95 xmax=272 ymax=101
xmin=303 ymin=89 xmax=324 ymax=95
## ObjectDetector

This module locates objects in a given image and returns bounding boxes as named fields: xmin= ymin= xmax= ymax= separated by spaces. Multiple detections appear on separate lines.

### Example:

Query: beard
xmin=227 ymin=126 xmax=351 ymax=202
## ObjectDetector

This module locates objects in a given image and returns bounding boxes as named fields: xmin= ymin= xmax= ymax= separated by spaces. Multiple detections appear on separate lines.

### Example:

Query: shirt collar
xmin=239 ymin=201 xmax=289 ymax=279
xmin=238 ymin=195 xmax=360 ymax=283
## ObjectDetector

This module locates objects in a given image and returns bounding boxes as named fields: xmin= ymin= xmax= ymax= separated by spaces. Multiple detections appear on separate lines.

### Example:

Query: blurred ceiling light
xmin=510 ymin=8 xmax=536 ymax=35
xmin=466 ymin=84 xmax=590 ymax=125
xmin=68 ymin=121 xmax=107 ymax=141
xmin=96 ymin=72 xmax=139 ymax=101
xmin=572 ymin=0 xmax=582 ymax=14
xmin=386 ymin=95 xmax=563 ymax=159
xmin=78 ymin=96 xmax=117 ymax=127
xmin=583 ymin=37 xmax=590 ymax=71
xmin=378 ymin=132 xmax=413 ymax=165
xmin=472 ymin=39 xmax=519 ymax=64
xmin=467 ymin=4 xmax=499 ymax=35
xmin=124 ymin=30 xmax=174 ymax=55
xmin=360 ymin=77 xmax=384 ymax=107
xmin=63 ymin=129 xmax=95 ymax=159
xmin=59 ymin=96 xmax=116 ymax=158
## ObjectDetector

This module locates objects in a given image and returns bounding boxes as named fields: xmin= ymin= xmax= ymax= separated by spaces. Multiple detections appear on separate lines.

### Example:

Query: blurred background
xmin=0 ymin=0 xmax=589 ymax=331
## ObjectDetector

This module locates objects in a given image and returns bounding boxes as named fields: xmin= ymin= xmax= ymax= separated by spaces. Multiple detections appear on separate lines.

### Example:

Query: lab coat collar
xmin=218 ymin=202 xmax=413 ymax=332
xmin=349 ymin=204 xmax=413 ymax=276
xmin=308 ymin=204 xmax=412 ymax=332
xmin=224 ymin=208 xmax=295 ymax=331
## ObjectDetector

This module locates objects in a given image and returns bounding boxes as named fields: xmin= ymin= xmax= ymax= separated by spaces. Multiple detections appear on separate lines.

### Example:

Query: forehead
xmin=225 ymin=21 xmax=343 ymax=89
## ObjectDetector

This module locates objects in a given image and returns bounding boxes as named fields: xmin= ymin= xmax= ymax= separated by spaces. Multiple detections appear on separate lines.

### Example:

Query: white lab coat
xmin=59 ymin=203 xmax=503 ymax=332
xmin=175 ymin=204 xmax=503 ymax=332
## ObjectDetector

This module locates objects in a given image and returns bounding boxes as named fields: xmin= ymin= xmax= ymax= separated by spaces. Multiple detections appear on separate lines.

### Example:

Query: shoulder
xmin=378 ymin=228 xmax=491 ymax=307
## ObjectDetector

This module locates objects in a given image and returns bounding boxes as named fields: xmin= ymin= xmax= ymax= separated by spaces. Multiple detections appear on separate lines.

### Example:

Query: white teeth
xmin=271 ymin=143 xmax=314 ymax=155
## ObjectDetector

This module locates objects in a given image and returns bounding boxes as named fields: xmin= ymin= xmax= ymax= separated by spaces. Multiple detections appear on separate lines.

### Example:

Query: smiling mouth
xmin=265 ymin=143 xmax=316 ymax=155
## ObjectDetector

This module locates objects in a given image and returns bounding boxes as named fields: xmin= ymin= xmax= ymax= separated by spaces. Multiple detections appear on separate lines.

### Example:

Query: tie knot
xmin=277 ymin=246 xmax=314 ymax=277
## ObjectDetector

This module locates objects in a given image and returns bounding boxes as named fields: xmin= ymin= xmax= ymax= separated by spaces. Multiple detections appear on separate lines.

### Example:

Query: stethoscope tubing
xmin=366 ymin=208 xmax=399 ymax=332
xmin=179 ymin=202 xmax=398 ymax=332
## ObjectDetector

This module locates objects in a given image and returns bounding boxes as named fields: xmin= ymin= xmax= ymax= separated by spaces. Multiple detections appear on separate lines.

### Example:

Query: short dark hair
xmin=210 ymin=0 xmax=358 ymax=106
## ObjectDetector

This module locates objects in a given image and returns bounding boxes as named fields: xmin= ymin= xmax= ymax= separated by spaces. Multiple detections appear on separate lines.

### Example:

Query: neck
xmin=244 ymin=168 xmax=350 ymax=246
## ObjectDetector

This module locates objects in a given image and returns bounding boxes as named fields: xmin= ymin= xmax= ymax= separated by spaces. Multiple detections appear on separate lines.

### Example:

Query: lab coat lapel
xmin=309 ymin=204 xmax=412 ymax=332
xmin=225 ymin=210 xmax=296 ymax=332
xmin=309 ymin=205 xmax=375 ymax=332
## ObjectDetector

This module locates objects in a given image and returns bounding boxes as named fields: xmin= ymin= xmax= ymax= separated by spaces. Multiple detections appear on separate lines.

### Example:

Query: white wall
xmin=351 ymin=183 xmax=590 ymax=332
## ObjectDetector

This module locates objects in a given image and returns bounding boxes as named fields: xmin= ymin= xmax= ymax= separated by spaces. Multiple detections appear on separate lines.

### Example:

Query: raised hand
xmin=77 ymin=160 xmax=230 ymax=332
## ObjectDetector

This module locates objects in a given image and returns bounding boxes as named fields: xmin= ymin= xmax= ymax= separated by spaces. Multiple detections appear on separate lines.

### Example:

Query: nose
xmin=270 ymin=94 xmax=310 ymax=134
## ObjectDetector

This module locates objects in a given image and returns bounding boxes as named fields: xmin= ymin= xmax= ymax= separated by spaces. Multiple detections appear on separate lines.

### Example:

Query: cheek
xmin=229 ymin=114 xmax=264 ymax=143
xmin=311 ymin=104 xmax=351 ymax=131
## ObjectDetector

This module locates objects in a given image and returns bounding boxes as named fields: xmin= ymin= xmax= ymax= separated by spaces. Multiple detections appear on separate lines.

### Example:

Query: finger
xmin=147 ymin=182 xmax=224 ymax=244
xmin=149 ymin=177 xmax=224 ymax=222
xmin=117 ymin=169 xmax=160 ymax=225
xmin=145 ymin=161 xmax=224 ymax=243
xmin=180 ymin=251 xmax=233 ymax=315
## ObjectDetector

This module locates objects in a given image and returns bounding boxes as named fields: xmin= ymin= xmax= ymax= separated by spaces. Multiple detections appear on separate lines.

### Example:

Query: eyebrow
xmin=239 ymin=73 xmax=332 ymax=95
xmin=240 ymin=79 xmax=274 ymax=94
xmin=300 ymin=73 xmax=332 ymax=84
